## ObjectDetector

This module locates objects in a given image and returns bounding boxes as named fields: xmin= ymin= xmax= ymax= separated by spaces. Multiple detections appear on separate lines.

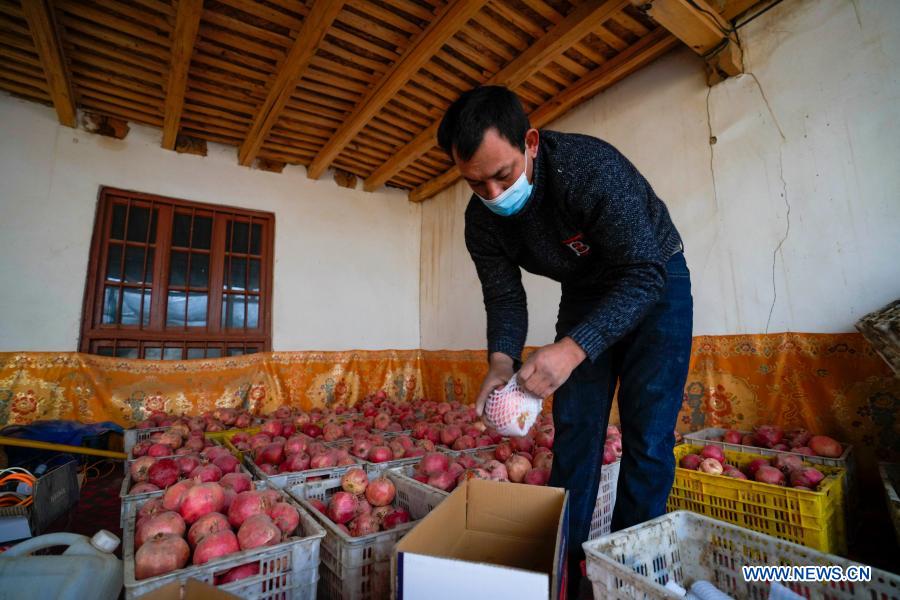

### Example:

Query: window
xmin=80 ymin=187 xmax=274 ymax=359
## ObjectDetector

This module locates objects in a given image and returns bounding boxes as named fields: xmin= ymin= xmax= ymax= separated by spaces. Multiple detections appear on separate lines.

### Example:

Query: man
xmin=438 ymin=86 xmax=693 ymax=590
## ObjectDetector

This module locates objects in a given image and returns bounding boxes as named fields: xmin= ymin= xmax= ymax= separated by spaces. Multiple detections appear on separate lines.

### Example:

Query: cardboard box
xmin=393 ymin=479 xmax=569 ymax=600
xmin=137 ymin=578 xmax=241 ymax=600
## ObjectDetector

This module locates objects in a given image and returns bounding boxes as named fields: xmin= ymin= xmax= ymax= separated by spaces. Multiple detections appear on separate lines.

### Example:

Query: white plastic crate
xmin=880 ymin=462 xmax=900 ymax=548
xmin=123 ymin=426 xmax=170 ymax=454
xmin=589 ymin=459 xmax=621 ymax=540
xmin=122 ymin=486 xmax=325 ymax=600
xmin=287 ymin=465 xmax=444 ymax=600
xmin=583 ymin=510 xmax=900 ymax=600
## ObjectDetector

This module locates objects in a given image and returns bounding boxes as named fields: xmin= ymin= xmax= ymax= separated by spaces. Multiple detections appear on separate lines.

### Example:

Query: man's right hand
xmin=475 ymin=352 xmax=515 ymax=417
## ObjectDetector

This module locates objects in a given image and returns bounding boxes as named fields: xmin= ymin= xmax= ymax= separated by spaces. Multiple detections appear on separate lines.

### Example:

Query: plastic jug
xmin=0 ymin=530 xmax=122 ymax=600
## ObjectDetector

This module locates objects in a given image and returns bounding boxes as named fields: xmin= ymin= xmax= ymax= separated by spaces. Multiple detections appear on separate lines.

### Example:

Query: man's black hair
xmin=438 ymin=86 xmax=530 ymax=161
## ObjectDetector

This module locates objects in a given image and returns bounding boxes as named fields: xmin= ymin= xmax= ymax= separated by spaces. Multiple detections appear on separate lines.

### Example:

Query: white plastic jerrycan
xmin=0 ymin=529 xmax=122 ymax=600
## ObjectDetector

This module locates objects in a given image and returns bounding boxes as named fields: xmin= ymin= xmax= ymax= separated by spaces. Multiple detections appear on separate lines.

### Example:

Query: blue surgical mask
xmin=477 ymin=151 xmax=533 ymax=217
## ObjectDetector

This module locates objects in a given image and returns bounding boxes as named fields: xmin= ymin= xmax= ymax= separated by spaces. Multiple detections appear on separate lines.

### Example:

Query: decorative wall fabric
xmin=1 ymin=333 xmax=897 ymax=482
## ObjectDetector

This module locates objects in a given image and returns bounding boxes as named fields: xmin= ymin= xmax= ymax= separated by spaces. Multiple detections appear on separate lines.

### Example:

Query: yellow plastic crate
xmin=204 ymin=427 xmax=259 ymax=460
xmin=668 ymin=444 xmax=846 ymax=555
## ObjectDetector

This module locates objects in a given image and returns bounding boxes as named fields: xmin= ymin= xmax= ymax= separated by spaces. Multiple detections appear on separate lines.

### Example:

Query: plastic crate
xmin=669 ymin=444 xmax=846 ymax=554
xmin=287 ymin=466 xmax=444 ymax=600
xmin=122 ymin=486 xmax=325 ymax=600
xmin=589 ymin=460 xmax=621 ymax=540
xmin=584 ymin=510 xmax=899 ymax=600
xmin=242 ymin=448 xmax=368 ymax=490
xmin=0 ymin=460 xmax=80 ymax=536
xmin=879 ymin=462 xmax=900 ymax=548
xmin=119 ymin=458 xmax=254 ymax=527
xmin=123 ymin=426 xmax=169 ymax=454
xmin=328 ymin=437 xmax=422 ymax=473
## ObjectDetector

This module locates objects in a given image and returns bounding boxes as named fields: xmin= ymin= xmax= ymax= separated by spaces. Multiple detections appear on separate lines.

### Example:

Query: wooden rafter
xmin=237 ymin=0 xmax=347 ymax=167
xmin=162 ymin=0 xmax=203 ymax=150
xmin=305 ymin=0 xmax=488 ymax=180
xmin=363 ymin=0 xmax=630 ymax=192
xmin=22 ymin=0 xmax=76 ymax=127
xmin=634 ymin=0 xmax=742 ymax=81
xmin=408 ymin=28 xmax=680 ymax=202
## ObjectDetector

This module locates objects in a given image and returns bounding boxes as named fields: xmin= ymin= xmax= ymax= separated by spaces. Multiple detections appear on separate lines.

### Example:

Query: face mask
xmin=476 ymin=151 xmax=533 ymax=217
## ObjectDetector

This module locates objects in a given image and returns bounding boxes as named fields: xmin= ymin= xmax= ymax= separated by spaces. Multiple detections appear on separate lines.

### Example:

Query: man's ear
xmin=525 ymin=128 xmax=540 ymax=158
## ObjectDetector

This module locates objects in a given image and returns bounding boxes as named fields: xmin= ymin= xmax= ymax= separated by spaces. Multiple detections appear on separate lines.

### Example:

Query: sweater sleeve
xmin=565 ymin=152 xmax=668 ymax=361
xmin=465 ymin=207 xmax=528 ymax=362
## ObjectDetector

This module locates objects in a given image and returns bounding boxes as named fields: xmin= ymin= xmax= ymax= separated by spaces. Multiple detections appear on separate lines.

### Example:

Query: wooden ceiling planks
xmin=0 ymin=0 xmax=754 ymax=200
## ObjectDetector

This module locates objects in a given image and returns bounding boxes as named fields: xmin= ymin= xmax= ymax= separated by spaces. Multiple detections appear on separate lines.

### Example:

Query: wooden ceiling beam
xmin=632 ymin=0 xmax=742 ymax=81
xmin=22 ymin=0 xmax=76 ymax=126
xmin=237 ymin=0 xmax=347 ymax=167
xmin=363 ymin=0 xmax=628 ymax=192
xmin=407 ymin=28 xmax=679 ymax=202
xmin=162 ymin=0 xmax=203 ymax=150
xmin=305 ymin=0 xmax=488 ymax=180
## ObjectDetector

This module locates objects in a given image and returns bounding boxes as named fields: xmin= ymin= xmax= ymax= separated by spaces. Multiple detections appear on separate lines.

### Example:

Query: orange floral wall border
xmin=1 ymin=333 xmax=897 ymax=484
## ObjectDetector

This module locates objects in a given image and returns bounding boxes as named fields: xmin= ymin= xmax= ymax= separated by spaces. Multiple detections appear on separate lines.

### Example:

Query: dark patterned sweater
xmin=464 ymin=130 xmax=684 ymax=362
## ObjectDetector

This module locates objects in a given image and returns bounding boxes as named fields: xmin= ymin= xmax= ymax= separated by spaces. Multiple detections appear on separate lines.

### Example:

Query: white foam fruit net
xmin=483 ymin=373 xmax=542 ymax=437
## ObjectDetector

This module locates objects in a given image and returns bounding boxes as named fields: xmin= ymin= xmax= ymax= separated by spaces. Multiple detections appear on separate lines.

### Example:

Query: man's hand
xmin=475 ymin=352 xmax=515 ymax=417
xmin=518 ymin=337 xmax=587 ymax=398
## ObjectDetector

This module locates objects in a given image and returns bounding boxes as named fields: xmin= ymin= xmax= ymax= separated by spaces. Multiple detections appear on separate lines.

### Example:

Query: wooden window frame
xmin=79 ymin=187 xmax=274 ymax=359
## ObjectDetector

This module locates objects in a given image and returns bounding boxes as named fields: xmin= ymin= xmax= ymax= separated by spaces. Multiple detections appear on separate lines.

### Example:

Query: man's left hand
xmin=518 ymin=337 xmax=587 ymax=398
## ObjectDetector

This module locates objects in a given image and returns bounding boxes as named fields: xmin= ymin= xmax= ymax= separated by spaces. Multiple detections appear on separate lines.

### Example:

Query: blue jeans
xmin=548 ymin=252 xmax=693 ymax=585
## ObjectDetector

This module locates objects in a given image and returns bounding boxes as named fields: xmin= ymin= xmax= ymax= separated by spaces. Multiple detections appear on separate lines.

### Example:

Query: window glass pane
xmin=163 ymin=347 xmax=182 ymax=360
xmin=121 ymin=288 xmax=142 ymax=325
xmin=102 ymin=287 xmax=120 ymax=324
xmin=248 ymin=259 xmax=260 ymax=292
xmin=245 ymin=347 xmax=258 ymax=355
xmin=106 ymin=244 xmax=122 ymax=282
xmin=193 ymin=216 xmax=212 ymax=250
xmin=146 ymin=248 xmax=154 ymax=283
xmin=206 ymin=347 xmax=222 ymax=358
xmin=97 ymin=346 xmax=114 ymax=356
xmin=149 ymin=208 xmax=158 ymax=242
xmin=127 ymin=206 xmax=149 ymax=242
xmin=187 ymin=292 xmax=208 ymax=327
xmin=187 ymin=348 xmax=205 ymax=359
xmin=172 ymin=213 xmax=191 ymax=247
xmin=111 ymin=204 xmax=126 ymax=240
xmin=124 ymin=246 xmax=146 ymax=283
xmin=231 ymin=221 xmax=249 ymax=254
xmin=247 ymin=295 xmax=259 ymax=328
xmin=167 ymin=291 xmax=186 ymax=327
xmin=144 ymin=347 xmax=162 ymax=360
xmin=115 ymin=347 xmax=138 ymax=358
xmin=189 ymin=253 xmax=209 ymax=288
xmin=169 ymin=251 xmax=187 ymax=287
xmin=222 ymin=294 xmax=245 ymax=329
xmin=142 ymin=290 xmax=151 ymax=326
xmin=228 ymin=258 xmax=246 ymax=291
xmin=250 ymin=223 xmax=262 ymax=255
xmin=227 ymin=348 xmax=244 ymax=356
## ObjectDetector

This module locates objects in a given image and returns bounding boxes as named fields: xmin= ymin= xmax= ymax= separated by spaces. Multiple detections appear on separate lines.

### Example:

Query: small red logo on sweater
xmin=562 ymin=233 xmax=591 ymax=256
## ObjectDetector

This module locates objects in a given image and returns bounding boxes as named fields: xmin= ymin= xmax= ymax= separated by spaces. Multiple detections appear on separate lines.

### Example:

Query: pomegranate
xmin=138 ymin=498 xmax=165 ymax=521
xmin=148 ymin=458 xmax=180 ymax=489
xmin=698 ymin=458 xmax=723 ymax=475
xmin=367 ymin=446 xmax=393 ymax=463
xmin=130 ymin=482 xmax=161 ymax=495
xmin=523 ymin=468 xmax=550 ymax=486
xmin=158 ymin=431 xmax=183 ymax=450
xmin=723 ymin=430 xmax=743 ymax=444
xmin=228 ymin=491 xmax=274 ymax=528
xmin=261 ymin=419 xmax=284 ymax=438
xmin=341 ymin=468 xmax=369 ymax=495
xmin=130 ymin=456 xmax=156 ymax=483
xmin=268 ymin=502 xmax=300 ymax=535
xmin=771 ymin=454 xmax=804 ymax=474
xmin=790 ymin=467 xmax=825 ymax=488
xmin=753 ymin=425 xmax=784 ymax=448
xmin=218 ymin=563 xmax=260 ymax=584
xmin=700 ymin=446 xmax=726 ymax=462
xmin=533 ymin=451 xmax=553 ymax=471
xmin=754 ymin=465 xmax=786 ymax=486
xmin=176 ymin=455 xmax=202 ymax=477
xmin=188 ymin=511 xmax=231 ymax=547
xmin=723 ymin=467 xmax=748 ymax=480
xmin=193 ymin=529 xmax=240 ymax=565
xmin=180 ymin=482 xmax=226 ymax=524
xmin=494 ymin=443 xmax=513 ymax=462
xmin=744 ymin=458 xmax=770 ymax=478
xmin=213 ymin=454 xmax=240 ymax=474
xmin=505 ymin=455 xmax=532 ymax=483
xmin=440 ymin=425 xmax=462 ymax=446
xmin=237 ymin=513 xmax=282 ymax=550
xmin=136 ymin=511 xmax=186 ymax=548
xmin=794 ymin=446 xmax=815 ymax=456
xmin=310 ymin=453 xmax=337 ymax=469
xmin=281 ymin=453 xmax=311 ymax=472
xmin=256 ymin=443 xmax=285 ymax=465
xmin=510 ymin=437 xmax=534 ymax=454
xmin=131 ymin=440 xmax=153 ymax=458
xmin=809 ymin=436 xmax=842 ymax=458
xmin=327 ymin=492 xmax=359 ymax=524
xmin=371 ymin=505 xmax=393 ymax=523
xmin=308 ymin=498 xmax=327 ymax=514
xmin=202 ymin=446 xmax=231 ymax=462
xmin=162 ymin=479 xmax=196 ymax=511
xmin=190 ymin=464 xmax=223 ymax=483
xmin=147 ymin=443 xmax=174 ymax=458
xmin=365 ymin=477 xmax=396 ymax=507
xmin=420 ymin=453 xmax=449 ymax=476
xmin=220 ymin=472 xmax=252 ymax=493
xmin=134 ymin=533 xmax=189 ymax=579
xmin=383 ymin=508 xmax=411 ymax=530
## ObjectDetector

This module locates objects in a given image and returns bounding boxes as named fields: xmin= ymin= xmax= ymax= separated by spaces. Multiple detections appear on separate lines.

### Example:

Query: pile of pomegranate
xmin=715 ymin=425 xmax=843 ymax=458
xmin=134 ymin=408 xmax=256 ymax=433
xmin=679 ymin=445 xmax=829 ymax=490
xmin=306 ymin=468 xmax=411 ymax=537
xmin=128 ymin=444 xmax=242 ymax=495
xmin=133 ymin=480 xmax=303 ymax=582
xmin=130 ymin=425 xmax=218 ymax=460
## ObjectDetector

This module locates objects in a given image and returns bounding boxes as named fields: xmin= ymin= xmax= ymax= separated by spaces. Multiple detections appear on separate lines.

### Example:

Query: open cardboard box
xmin=393 ymin=479 xmax=569 ymax=600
